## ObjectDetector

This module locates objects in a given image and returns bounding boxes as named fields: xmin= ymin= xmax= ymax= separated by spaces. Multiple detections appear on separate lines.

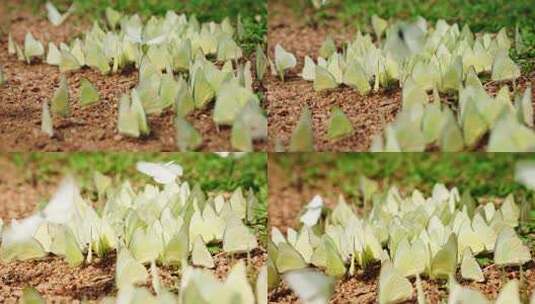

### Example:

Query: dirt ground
xmin=266 ymin=0 xmax=535 ymax=152
xmin=0 ymin=0 xmax=266 ymax=152
xmin=0 ymin=158 xmax=267 ymax=303
xmin=267 ymin=157 xmax=535 ymax=304
xmin=0 ymin=248 xmax=267 ymax=303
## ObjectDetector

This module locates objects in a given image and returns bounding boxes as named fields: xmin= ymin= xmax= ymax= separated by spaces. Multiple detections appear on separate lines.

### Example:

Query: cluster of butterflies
xmin=7 ymin=2 xmax=268 ymax=151
xmin=370 ymin=76 xmax=534 ymax=152
xmin=272 ymin=15 xmax=534 ymax=151
xmin=281 ymin=265 xmax=535 ymax=304
xmin=268 ymin=179 xmax=533 ymax=303
xmin=0 ymin=161 xmax=264 ymax=303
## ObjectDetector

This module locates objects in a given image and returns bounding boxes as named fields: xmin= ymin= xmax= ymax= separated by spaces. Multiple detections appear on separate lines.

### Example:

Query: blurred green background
xmin=2 ymin=152 xmax=267 ymax=241
xmin=274 ymin=153 xmax=535 ymax=198
xmin=18 ymin=0 xmax=267 ymax=53
xmin=287 ymin=0 xmax=535 ymax=72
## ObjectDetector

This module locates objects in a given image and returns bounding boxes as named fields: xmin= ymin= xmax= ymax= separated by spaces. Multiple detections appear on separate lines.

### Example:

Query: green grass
xmin=5 ymin=152 xmax=268 ymax=242
xmin=276 ymin=153 xmax=534 ymax=197
xmin=298 ymin=0 xmax=535 ymax=73
xmin=22 ymin=0 xmax=267 ymax=54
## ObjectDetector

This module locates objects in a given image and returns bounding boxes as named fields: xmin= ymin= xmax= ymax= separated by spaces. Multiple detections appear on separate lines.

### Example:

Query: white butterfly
xmin=2 ymin=214 xmax=44 ymax=245
xmin=299 ymin=195 xmax=324 ymax=226
xmin=46 ymin=2 xmax=75 ymax=26
xmin=274 ymin=44 xmax=297 ymax=79
xmin=43 ymin=176 xmax=79 ymax=224
xmin=515 ymin=161 xmax=535 ymax=190
xmin=136 ymin=161 xmax=183 ymax=184
xmin=284 ymin=268 xmax=335 ymax=304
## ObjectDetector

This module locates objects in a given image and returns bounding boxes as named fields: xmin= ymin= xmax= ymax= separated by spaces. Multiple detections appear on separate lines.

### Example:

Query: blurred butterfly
xmin=136 ymin=161 xmax=183 ymax=184
xmin=20 ymin=286 xmax=45 ymax=304
xmin=41 ymin=102 xmax=54 ymax=137
xmin=175 ymin=116 xmax=203 ymax=152
xmin=378 ymin=261 xmax=413 ymax=304
xmin=495 ymin=280 xmax=521 ymax=304
xmin=494 ymin=227 xmax=531 ymax=266
xmin=46 ymin=2 xmax=75 ymax=26
xmin=79 ymin=78 xmax=100 ymax=107
xmin=24 ymin=32 xmax=44 ymax=64
xmin=289 ymin=106 xmax=315 ymax=152
xmin=299 ymin=195 xmax=324 ymax=227
xmin=284 ymin=268 xmax=335 ymax=304
xmin=274 ymin=44 xmax=296 ymax=81
xmin=191 ymin=236 xmax=215 ymax=268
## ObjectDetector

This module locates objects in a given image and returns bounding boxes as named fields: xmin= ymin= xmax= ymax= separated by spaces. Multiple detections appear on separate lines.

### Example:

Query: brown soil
xmin=266 ymin=0 xmax=535 ymax=152
xmin=0 ymin=249 xmax=267 ymax=303
xmin=0 ymin=157 xmax=267 ymax=302
xmin=0 ymin=157 xmax=57 ymax=221
xmin=267 ymin=157 xmax=535 ymax=304
xmin=0 ymin=254 xmax=116 ymax=303
xmin=0 ymin=1 xmax=266 ymax=152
